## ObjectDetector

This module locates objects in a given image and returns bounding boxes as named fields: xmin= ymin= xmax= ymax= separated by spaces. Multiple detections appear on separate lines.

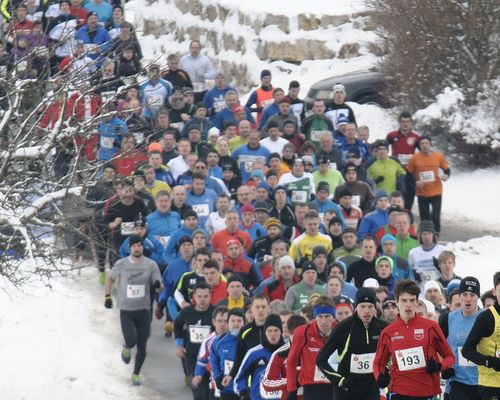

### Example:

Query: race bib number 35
xmin=396 ymin=346 xmax=425 ymax=371
xmin=189 ymin=325 xmax=211 ymax=343
xmin=350 ymin=353 xmax=375 ymax=373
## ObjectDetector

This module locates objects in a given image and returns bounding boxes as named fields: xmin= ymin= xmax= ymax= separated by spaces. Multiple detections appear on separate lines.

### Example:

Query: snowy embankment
xmin=0 ymin=268 xmax=162 ymax=400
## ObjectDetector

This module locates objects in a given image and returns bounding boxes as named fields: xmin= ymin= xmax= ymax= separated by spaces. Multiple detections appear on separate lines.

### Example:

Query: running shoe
xmin=121 ymin=346 xmax=131 ymax=364
xmin=164 ymin=320 xmax=174 ymax=337
xmin=98 ymin=271 xmax=106 ymax=285
xmin=131 ymin=374 xmax=141 ymax=386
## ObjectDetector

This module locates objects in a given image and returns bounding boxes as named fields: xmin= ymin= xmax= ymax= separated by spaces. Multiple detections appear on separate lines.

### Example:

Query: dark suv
xmin=304 ymin=69 xmax=391 ymax=109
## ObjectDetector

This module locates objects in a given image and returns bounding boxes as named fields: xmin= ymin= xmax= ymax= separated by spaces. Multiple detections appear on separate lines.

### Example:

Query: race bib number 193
xmin=396 ymin=346 xmax=425 ymax=371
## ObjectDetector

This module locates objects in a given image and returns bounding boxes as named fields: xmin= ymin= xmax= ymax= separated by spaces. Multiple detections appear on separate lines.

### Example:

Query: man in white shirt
xmin=179 ymin=40 xmax=215 ymax=102
xmin=260 ymin=120 xmax=289 ymax=155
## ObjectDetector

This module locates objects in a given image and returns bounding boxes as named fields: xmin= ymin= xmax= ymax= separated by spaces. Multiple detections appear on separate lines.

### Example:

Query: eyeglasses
xmin=195 ymin=166 xmax=206 ymax=169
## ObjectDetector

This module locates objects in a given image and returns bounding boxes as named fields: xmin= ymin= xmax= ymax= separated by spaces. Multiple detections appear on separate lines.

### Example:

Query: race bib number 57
xmin=396 ymin=346 xmax=425 ymax=371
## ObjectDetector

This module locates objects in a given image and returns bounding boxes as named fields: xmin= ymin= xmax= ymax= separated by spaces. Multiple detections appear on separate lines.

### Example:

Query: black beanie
xmin=264 ymin=314 xmax=283 ymax=333
xmin=355 ymin=287 xmax=377 ymax=307
xmin=459 ymin=277 xmax=480 ymax=297
xmin=129 ymin=234 xmax=144 ymax=248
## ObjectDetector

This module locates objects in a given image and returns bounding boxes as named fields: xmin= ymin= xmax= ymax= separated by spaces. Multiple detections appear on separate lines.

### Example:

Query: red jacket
xmin=373 ymin=314 xmax=455 ymax=397
xmin=211 ymin=228 xmax=252 ymax=256
xmin=386 ymin=130 xmax=420 ymax=165
xmin=223 ymin=254 xmax=260 ymax=289
xmin=210 ymin=279 xmax=227 ymax=305
xmin=262 ymin=342 xmax=303 ymax=400
xmin=264 ymin=275 xmax=300 ymax=301
xmin=113 ymin=148 xmax=148 ymax=177
xmin=39 ymin=100 xmax=64 ymax=130
xmin=287 ymin=320 xmax=336 ymax=392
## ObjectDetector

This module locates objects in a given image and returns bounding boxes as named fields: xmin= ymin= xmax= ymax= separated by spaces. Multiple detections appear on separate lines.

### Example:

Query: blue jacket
xmin=181 ymin=117 xmax=214 ymax=141
xmin=446 ymin=308 xmax=481 ymax=386
xmin=208 ymin=165 xmax=223 ymax=180
xmin=83 ymin=1 xmax=112 ymax=23
xmin=212 ymin=106 xmax=255 ymax=130
xmin=146 ymin=210 xmax=181 ymax=238
xmin=238 ymin=223 xmax=266 ymax=242
xmin=162 ymin=225 xmax=199 ymax=263
xmin=97 ymin=117 xmax=128 ymax=161
xmin=158 ymin=256 xmax=191 ymax=304
xmin=119 ymin=236 xmax=164 ymax=269
xmin=341 ymin=281 xmax=358 ymax=300
xmin=234 ymin=344 xmax=276 ymax=400
xmin=177 ymin=173 xmax=225 ymax=196
xmin=258 ymin=103 xmax=278 ymax=130
xmin=204 ymin=85 xmax=237 ymax=114
xmin=357 ymin=208 xmax=389 ymax=239
xmin=210 ymin=332 xmax=239 ymax=394
xmin=231 ymin=144 xmax=271 ymax=182
xmin=75 ymin=25 xmax=111 ymax=64
xmin=339 ymin=139 xmax=369 ymax=161
xmin=186 ymin=188 xmax=217 ymax=227
xmin=155 ymin=167 xmax=175 ymax=187
xmin=310 ymin=198 xmax=346 ymax=226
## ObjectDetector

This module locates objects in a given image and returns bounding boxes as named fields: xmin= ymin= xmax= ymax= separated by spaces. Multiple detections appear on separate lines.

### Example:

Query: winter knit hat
xmin=355 ymin=287 xmax=377 ymax=307
xmin=375 ymin=189 xmax=389 ymax=201
xmin=261 ymin=69 xmax=272 ymax=79
xmin=332 ymin=83 xmax=346 ymax=95
xmin=459 ymin=276 xmax=480 ymax=297
xmin=312 ymin=246 xmax=328 ymax=259
xmin=264 ymin=314 xmax=283 ymax=332
xmin=241 ymin=203 xmax=255 ymax=214
xmin=278 ymin=255 xmax=296 ymax=270
xmin=380 ymin=234 xmax=396 ymax=246
xmin=265 ymin=218 xmax=281 ymax=230
xmin=375 ymin=255 xmax=394 ymax=272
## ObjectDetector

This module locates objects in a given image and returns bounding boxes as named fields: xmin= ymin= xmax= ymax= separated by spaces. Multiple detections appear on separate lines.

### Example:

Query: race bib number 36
xmin=127 ymin=284 xmax=145 ymax=299
xmin=350 ymin=352 xmax=375 ymax=374
xmin=396 ymin=346 xmax=425 ymax=371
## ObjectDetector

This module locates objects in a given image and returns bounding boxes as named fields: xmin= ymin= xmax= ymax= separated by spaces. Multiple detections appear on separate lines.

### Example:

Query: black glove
xmin=215 ymin=377 xmax=224 ymax=391
xmin=425 ymin=359 xmax=441 ymax=374
xmin=441 ymin=368 xmax=455 ymax=379
xmin=486 ymin=356 xmax=500 ymax=372
xmin=286 ymin=391 xmax=297 ymax=400
xmin=374 ymin=176 xmax=385 ymax=184
xmin=104 ymin=295 xmax=113 ymax=309
xmin=377 ymin=370 xmax=390 ymax=388
xmin=240 ymin=389 xmax=251 ymax=400
xmin=153 ymin=279 xmax=161 ymax=289
xmin=338 ymin=375 xmax=355 ymax=392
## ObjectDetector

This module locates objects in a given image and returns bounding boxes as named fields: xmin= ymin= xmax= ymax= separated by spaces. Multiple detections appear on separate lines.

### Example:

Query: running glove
xmin=425 ymin=359 xmax=441 ymax=374
xmin=153 ymin=279 xmax=161 ymax=289
xmin=374 ymin=176 xmax=385 ymax=183
xmin=286 ymin=391 xmax=297 ymax=400
xmin=104 ymin=295 xmax=113 ymax=309
xmin=377 ymin=370 xmax=390 ymax=388
xmin=486 ymin=356 xmax=500 ymax=372
xmin=441 ymin=368 xmax=455 ymax=379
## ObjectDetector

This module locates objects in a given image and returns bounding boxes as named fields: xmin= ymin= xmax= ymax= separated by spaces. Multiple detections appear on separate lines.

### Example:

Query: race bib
xmin=192 ymin=204 xmax=209 ymax=217
xmin=350 ymin=353 xmax=375 ymax=373
xmin=457 ymin=346 xmax=475 ymax=367
xmin=420 ymin=270 xmax=433 ymax=282
xmin=398 ymin=154 xmax=412 ymax=165
xmin=121 ymin=222 xmax=135 ymax=235
xmin=170 ymin=122 xmax=184 ymax=131
xmin=329 ymin=162 xmax=337 ymax=170
xmin=351 ymin=195 xmax=361 ymax=208
xmin=213 ymin=100 xmax=226 ymax=113
xmin=133 ymin=131 xmax=144 ymax=144
xmin=311 ymin=130 xmax=330 ymax=142
xmin=263 ymin=254 xmax=273 ymax=262
xmin=291 ymin=190 xmax=307 ymax=203
xmin=496 ymin=349 xmax=500 ymax=358
xmin=260 ymin=382 xmax=282 ymax=399
xmin=189 ymin=325 xmax=211 ymax=343
xmin=100 ymin=136 xmax=114 ymax=149
xmin=243 ymin=161 xmax=253 ymax=173
xmin=345 ymin=218 xmax=358 ymax=229
xmin=148 ymin=95 xmax=163 ymax=105
xmin=395 ymin=346 xmax=426 ymax=371
xmin=313 ymin=366 xmax=330 ymax=383
xmin=193 ymin=81 xmax=206 ymax=92
xmin=261 ymin=99 xmax=274 ymax=109
xmin=419 ymin=170 xmax=435 ymax=183
xmin=127 ymin=284 xmax=145 ymax=299
xmin=223 ymin=359 xmax=234 ymax=375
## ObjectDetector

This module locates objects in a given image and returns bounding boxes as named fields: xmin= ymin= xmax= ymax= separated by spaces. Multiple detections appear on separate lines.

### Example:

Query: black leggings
xmin=450 ymin=381 xmax=478 ymax=400
xmin=303 ymin=384 xmax=335 ymax=400
xmin=478 ymin=386 xmax=500 ymax=400
xmin=417 ymin=195 xmax=442 ymax=233
xmin=120 ymin=309 xmax=151 ymax=375
xmin=389 ymin=394 xmax=433 ymax=400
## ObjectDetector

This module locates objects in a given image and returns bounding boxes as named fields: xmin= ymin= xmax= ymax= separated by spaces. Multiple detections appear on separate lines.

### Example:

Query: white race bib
xmin=121 ymin=222 xmax=135 ymax=235
xmin=148 ymin=95 xmax=163 ymax=105
xmin=192 ymin=204 xmax=209 ymax=217
xmin=329 ymin=162 xmax=337 ymax=171
xmin=213 ymin=100 xmax=226 ymax=113
xmin=260 ymin=382 xmax=282 ymax=399
xmin=193 ymin=81 xmax=206 ymax=92
xmin=350 ymin=353 xmax=375 ymax=373
xmin=398 ymin=154 xmax=412 ymax=165
xmin=189 ymin=325 xmax=211 ymax=344
xmin=345 ymin=218 xmax=359 ymax=229
xmin=313 ymin=366 xmax=330 ymax=383
xmin=170 ymin=122 xmax=185 ymax=131
xmin=244 ymin=161 xmax=253 ymax=173
xmin=291 ymin=190 xmax=307 ymax=203
xmin=351 ymin=195 xmax=361 ymax=208
xmin=127 ymin=284 xmax=145 ymax=299
xmin=457 ymin=346 xmax=475 ymax=367
xmin=310 ymin=130 xmax=330 ymax=142
xmin=132 ymin=132 xmax=144 ymax=144
xmin=395 ymin=346 xmax=426 ymax=371
xmin=223 ymin=359 xmax=234 ymax=375
xmin=100 ymin=136 xmax=114 ymax=149
xmin=419 ymin=170 xmax=435 ymax=183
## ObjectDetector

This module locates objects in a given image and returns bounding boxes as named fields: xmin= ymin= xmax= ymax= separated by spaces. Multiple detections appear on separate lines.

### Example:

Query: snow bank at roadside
xmin=0 ymin=269 xmax=161 ymax=400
